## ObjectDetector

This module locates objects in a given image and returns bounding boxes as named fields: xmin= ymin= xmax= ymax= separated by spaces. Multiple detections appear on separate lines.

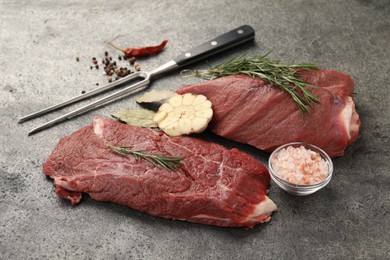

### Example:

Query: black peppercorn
xmin=129 ymin=57 xmax=136 ymax=65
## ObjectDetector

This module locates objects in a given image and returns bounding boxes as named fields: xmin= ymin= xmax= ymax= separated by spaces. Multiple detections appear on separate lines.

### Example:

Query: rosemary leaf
xmin=182 ymin=53 xmax=320 ymax=112
xmin=107 ymin=145 xmax=183 ymax=171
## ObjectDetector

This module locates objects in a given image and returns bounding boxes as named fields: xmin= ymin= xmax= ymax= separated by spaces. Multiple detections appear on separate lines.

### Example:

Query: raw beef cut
xmin=43 ymin=117 xmax=277 ymax=228
xmin=177 ymin=70 xmax=361 ymax=157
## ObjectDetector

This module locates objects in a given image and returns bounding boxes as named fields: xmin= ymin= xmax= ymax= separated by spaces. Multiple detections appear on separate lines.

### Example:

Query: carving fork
xmin=19 ymin=25 xmax=255 ymax=135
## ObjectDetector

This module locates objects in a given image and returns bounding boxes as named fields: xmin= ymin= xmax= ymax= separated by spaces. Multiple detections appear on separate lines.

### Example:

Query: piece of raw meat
xmin=43 ymin=117 xmax=277 ymax=228
xmin=177 ymin=70 xmax=360 ymax=157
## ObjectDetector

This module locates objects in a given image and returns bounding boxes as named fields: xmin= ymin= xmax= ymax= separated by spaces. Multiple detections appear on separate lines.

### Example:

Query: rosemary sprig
xmin=182 ymin=53 xmax=320 ymax=112
xmin=107 ymin=145 xmax=183 ymax=171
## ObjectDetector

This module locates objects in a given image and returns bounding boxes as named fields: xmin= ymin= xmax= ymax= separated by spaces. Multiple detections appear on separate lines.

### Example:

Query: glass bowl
xmin=268 ymin=142 xmax=333 ymax=196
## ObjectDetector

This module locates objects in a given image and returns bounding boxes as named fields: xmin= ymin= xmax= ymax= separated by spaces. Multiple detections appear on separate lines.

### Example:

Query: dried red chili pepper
xmin=106 ymin=39 xmax=168 ymax=58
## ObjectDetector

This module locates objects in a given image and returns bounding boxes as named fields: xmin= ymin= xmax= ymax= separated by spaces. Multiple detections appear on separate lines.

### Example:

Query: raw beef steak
xmin=177 ymin=70 xmax=360 ymax=157
xmin=43 ymin=117 xmax=277 ymax=228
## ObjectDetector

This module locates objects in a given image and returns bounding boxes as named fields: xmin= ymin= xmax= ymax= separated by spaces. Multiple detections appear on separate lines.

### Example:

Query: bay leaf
xmin=112 ymin=108 xmax=157 ymax=128
xmin=136 ymin=90 xmax=175 ymax=103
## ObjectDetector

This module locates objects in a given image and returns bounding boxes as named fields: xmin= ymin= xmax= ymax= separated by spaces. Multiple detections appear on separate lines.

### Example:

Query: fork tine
xmin=19 ymin=72 xmax=143 ymax=123
xmin=28 ymin=76 xmax=151 ymax=135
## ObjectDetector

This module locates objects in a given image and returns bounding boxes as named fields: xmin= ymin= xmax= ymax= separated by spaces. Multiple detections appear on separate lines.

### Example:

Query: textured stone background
xmin=1 ymin=0 xmax=389 ymax=259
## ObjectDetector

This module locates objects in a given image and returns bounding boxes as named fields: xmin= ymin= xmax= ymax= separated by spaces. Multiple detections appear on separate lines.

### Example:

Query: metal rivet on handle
xmin=185 ymin=53 xmax=191 ymax=57
xmin=237 ymin=29 xmax=244 ymax=34
xmin=211 ymin=41 xmax=217 ymax=46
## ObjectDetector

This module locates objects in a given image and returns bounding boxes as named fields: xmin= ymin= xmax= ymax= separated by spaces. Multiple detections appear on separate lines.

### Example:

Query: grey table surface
xmin=1 ymin=0 xmax=389 ymax=259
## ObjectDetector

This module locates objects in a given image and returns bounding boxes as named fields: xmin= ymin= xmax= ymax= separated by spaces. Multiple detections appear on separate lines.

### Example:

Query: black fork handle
xmin=173 ymin=25 xmax=255 ymax=67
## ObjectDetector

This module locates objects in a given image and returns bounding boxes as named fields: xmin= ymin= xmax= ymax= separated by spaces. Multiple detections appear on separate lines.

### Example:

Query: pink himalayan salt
xmin=271 ymin=145 xmax=329 ymax=185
